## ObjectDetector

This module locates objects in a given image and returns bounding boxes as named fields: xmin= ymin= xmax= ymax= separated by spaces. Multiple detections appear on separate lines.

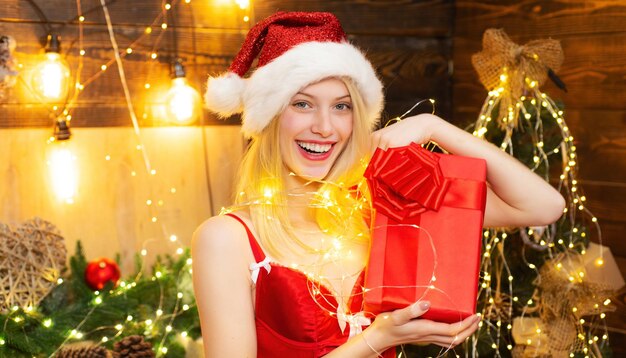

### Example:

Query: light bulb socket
xmin=54 ymin=119 xmax=71 ymax=141
xmin=45 ymin=34 xmax=61 ymax=53
xmin=172 ymin=60 xmax=186 ymax=78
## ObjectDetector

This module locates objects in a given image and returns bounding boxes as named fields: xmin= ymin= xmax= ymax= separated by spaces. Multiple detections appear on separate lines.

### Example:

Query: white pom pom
xmin=204 ymin=72 xmax=245 ymax=117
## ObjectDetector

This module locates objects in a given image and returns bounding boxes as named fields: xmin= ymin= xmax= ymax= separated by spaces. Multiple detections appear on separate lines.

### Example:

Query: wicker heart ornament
xmin=0 ymin=218 xmax=67 ymax=312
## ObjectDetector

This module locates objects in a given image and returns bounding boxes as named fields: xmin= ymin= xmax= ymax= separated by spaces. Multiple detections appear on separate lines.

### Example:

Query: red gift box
xmin=363 ymin=143 xmax=487 ymax=323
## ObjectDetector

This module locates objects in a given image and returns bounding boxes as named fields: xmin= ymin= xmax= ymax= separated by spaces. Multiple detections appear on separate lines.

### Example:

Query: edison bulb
xmin=48 ymin=140 xmax=78 ymax=204
xmin=31 ymin=52 xmax=71 ymax=103
xmin=165 ymin=77 xmax=201 ymax=124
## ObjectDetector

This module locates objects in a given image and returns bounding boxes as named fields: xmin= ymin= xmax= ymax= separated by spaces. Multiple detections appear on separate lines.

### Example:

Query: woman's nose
xmin=312 ymin=110 xmax=333 ymax=137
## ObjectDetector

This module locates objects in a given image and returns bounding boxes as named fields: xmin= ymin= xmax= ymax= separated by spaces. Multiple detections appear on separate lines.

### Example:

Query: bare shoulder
xmin=191 ymin=214 xmax=251 ymax=262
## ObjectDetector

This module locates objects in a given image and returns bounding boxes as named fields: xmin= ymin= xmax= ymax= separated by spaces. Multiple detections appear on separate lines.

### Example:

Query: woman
xmin=192 ymin=12 xmax=565 ymax=357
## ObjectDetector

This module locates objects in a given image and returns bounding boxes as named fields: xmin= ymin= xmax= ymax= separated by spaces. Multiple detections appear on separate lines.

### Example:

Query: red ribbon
xmin=364 ymin=144 xmax=451 ymax=222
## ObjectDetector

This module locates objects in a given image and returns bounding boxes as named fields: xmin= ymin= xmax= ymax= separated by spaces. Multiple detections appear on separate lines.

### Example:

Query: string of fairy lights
xmin=470 ymin=73 xmax=611 ymax=357
xmin=1 ymin=0 xmax=253 ymax=356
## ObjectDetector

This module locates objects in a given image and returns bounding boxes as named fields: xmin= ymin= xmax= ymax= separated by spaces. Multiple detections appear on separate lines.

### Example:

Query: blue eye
xmin=293 ymin=101 xmax=310 ymax=109
xmin=335 ymin=103 xmax=352 ymax=110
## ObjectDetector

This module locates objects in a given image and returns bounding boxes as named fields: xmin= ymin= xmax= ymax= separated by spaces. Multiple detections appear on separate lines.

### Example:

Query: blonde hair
xmin=231 ymin=77 xmax=374 ymax=261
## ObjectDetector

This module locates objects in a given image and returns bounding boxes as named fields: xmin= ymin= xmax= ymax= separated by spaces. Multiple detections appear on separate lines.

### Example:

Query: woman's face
xmin=278 ymin=78 xmax=354 ymax=182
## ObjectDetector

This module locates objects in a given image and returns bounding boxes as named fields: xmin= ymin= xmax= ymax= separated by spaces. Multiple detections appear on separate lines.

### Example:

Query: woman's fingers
xmin=410 ymin=315 xmax=480 ymax=347
xmin=389 ymin=301 xmax=431 ymax=325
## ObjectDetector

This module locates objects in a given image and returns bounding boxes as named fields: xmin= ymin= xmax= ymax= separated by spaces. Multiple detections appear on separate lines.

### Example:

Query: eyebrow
xmin=295 ymin=92 xmax=352 ymax=101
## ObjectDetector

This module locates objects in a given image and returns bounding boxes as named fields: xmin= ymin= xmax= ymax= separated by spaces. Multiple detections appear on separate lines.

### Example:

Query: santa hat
xmin=204 ymin=11 xmax=384 ymax=138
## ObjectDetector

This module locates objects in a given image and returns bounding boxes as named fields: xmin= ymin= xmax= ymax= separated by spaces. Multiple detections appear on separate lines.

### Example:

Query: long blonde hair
xmin=231 ymin=77 xmax=375 ymax=261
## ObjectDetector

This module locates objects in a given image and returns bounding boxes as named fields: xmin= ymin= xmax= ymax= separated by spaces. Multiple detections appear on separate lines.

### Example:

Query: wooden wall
xmin=453 ymin=0 xmax=626 ymax=353
xmin=0 ymin=127 xmax=245 ymax=272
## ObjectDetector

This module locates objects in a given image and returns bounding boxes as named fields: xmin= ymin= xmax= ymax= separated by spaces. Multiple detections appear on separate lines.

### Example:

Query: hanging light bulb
xmin=31 ymin=34 xmax=71 ymax=103
xmin=47 ymin=119 xmax=78 ymax=204
xmin=234 ymin=0 xmax=250 ymax=9
xmin=164 ymin=60 xmax=201 ymax=124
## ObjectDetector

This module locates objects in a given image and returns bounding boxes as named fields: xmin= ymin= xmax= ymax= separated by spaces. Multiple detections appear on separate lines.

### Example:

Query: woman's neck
xmin=283 ymin=172 xmax=321 ymax=228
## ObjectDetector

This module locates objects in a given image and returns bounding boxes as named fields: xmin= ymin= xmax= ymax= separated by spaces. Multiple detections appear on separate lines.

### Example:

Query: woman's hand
xmin=369 ymin=112 xmax=565 ymax=227
xmin=365 ymin=301 xmax=480 ymax=351
xmin=370 ymin=114 xmax=441 ymax=152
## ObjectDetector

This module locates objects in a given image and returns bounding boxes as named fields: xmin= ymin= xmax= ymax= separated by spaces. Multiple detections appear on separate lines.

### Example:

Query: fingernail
xmin=419 ymin=301 xmax=431 ymax=310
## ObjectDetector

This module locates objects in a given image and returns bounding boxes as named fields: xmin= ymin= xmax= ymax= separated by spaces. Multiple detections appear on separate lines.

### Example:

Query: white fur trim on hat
xmin=205 ymin=41 xmax=384 ymax=138
xmin=204 ymin=72 xmax=245 ymax=118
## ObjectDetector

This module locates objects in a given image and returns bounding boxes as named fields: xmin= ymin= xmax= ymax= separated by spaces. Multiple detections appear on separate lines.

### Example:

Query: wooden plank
xmin=453 ymin=34 xmax=626 ymax=112
xmin=1 ymin=7 xmax=454 ymax=128
xmin=0 ymin=20 xmax=243 ymax=127
xmin=0 ymin=105 xmax=241 ymax=127
xmin=453 ymin=0 xmax=626 ymax=114
xmin=0 ymin=0 xmax=247 ymax=29
xmin=455 ymin=0 xmax=626 ymax=39
xmin=0 ymin=126 xmax=245 ymax=273
xmin=0 ymin=21 xmax=243 ymax=65
xmin=255 ymin=0 xmax=454 ymax=37
xmin=564 ymin=110 xmax=626 ymax=183
xmin=355 ymin=35 xmax=452 ymax=121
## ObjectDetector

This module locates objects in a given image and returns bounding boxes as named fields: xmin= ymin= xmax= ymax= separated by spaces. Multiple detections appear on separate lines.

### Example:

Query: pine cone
xmin=112 ymin=335 xmax=155 ymax=358
xmin=56 ymin=345 xmax=110 ymax=358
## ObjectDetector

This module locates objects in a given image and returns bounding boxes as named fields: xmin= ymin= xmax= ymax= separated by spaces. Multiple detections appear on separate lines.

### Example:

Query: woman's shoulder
xmin=191 ymin=212 xmax=252 ymax=257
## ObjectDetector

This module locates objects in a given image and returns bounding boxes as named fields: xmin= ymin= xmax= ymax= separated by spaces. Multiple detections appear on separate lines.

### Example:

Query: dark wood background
xmin=1 ymin=0 xmax=624 ymax=354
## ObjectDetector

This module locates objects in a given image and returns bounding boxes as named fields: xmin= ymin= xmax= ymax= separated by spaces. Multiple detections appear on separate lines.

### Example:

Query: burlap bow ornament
xmin=471 ymin=29 xmax=564 ymax=128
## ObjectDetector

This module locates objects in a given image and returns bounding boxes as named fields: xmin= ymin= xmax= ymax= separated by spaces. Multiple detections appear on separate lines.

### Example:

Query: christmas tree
xmin=401 ymin=28 xmax=622 ymax=358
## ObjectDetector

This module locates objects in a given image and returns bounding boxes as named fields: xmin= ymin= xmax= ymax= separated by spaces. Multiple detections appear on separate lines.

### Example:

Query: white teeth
xmin=297 ymin=141 xmax=332 ymax=153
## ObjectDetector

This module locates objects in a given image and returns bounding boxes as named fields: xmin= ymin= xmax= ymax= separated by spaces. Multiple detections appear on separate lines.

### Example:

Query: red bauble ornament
xmin=84 ymin=257 xmax=121 ymax=290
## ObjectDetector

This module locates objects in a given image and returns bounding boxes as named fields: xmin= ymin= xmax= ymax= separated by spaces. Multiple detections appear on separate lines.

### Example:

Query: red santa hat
xmin=204 ymin=11 xmax=384 ymax=138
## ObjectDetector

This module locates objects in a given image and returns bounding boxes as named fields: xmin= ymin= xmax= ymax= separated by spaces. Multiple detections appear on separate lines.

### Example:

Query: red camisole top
xmin=227 ymin=214 xmax=394 ymax=357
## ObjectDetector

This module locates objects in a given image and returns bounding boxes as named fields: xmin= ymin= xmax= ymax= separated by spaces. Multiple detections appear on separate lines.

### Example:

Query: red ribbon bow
xmin=364 ymin=143 xmax=450 ymax=222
